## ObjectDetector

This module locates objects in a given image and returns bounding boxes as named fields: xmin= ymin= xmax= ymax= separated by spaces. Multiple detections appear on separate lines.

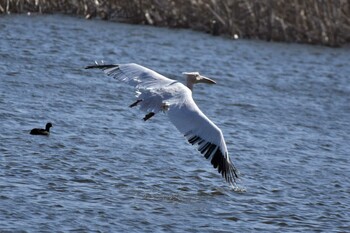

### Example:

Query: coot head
xmin=45 ymin=122 xmax=53 ymax=131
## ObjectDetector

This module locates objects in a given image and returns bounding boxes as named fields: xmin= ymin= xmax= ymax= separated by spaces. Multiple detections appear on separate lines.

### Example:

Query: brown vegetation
xmin=1 ymin=0 xmax=349 ymax=47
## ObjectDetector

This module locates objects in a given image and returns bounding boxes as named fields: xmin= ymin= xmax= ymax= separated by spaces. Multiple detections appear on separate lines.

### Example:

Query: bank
xmin=1 ymin=0 xmax=349 ymax=47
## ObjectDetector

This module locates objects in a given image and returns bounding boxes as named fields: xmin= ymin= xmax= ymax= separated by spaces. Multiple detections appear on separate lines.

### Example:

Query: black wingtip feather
xmin=188 ymin=136 xmax=200 ymax=145
xmin=185 ymin=134 xmax=239 ymax=186
xmin=199 ymin=142 xmax=211 ymax=153
xmin=204 ymin=145 xmax=214 ymax=159
xmin=85 ymin=64 xmax=118 ymax=70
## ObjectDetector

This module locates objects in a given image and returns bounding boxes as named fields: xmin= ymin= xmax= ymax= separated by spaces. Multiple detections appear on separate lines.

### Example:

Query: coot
xmin=30 ymin=122 xmax=53 ymax=135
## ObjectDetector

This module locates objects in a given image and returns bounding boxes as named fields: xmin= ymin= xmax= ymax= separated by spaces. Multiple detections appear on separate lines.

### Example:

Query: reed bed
xmin=1 ymin=0 xmax=349 ymax=47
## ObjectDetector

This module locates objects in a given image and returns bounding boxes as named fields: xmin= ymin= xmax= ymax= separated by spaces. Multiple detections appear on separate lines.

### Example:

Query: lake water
xmin=0 ymin=15 xmax=349 ymax=232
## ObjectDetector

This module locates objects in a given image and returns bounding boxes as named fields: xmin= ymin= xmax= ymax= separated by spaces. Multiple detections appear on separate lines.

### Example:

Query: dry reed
xmin=1 ymin=0 xmax=349 ymax=47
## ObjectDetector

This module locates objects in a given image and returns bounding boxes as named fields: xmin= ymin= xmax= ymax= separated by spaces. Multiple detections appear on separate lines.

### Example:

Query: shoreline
xmin=1 ymin=0 xmax=349 ymax=47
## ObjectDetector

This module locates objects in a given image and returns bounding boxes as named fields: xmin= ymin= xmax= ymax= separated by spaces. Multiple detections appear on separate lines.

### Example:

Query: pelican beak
xmin=198 ymin=75 xmax=216 ymax=84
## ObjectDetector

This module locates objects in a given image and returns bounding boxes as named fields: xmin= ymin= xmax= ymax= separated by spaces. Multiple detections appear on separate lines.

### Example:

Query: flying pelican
xmin=85 ymin=63 xmax=239 ymax=187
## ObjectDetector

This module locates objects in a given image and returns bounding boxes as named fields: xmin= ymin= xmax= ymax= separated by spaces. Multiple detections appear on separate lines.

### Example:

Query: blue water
xmin=1 ymin=15 xmax=350 ymax=232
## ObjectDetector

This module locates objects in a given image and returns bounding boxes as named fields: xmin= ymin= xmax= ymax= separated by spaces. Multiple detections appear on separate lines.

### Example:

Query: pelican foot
xmin=129 ymin=99 xmax=142 ymax=108
xmin=143 ymin=112 xmax=155 ymax=121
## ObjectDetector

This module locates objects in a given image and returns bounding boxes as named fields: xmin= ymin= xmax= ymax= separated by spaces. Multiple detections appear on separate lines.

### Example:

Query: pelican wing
xmin=167 ymin=93 xmax=239 ymax=186
xmin=85 ymin=63 xmax=174 ymax=89
xmin=85 ymin=63 xmax=180 ymax=113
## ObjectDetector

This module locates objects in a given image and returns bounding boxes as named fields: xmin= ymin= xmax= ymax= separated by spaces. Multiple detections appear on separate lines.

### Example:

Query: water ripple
xmin=0 ymin=14 xmax=349 ymax=232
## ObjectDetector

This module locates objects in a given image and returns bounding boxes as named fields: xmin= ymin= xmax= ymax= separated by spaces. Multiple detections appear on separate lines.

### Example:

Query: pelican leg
xmin=161 ymin=102 xmax=170 ymax=111
xmin=143 ymin=112 xmax=155 ymax=121
xmin=129 ymin=99 xmax=142 ymax=108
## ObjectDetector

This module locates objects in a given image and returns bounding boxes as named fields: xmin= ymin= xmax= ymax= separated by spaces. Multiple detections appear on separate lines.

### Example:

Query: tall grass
xmin=1 ymin=0 xmax=349 ymax=46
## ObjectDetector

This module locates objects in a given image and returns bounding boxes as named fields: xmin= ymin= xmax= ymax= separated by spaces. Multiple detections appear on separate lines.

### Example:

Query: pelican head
xmin=183 ymin=72 xmax=216 ymax=91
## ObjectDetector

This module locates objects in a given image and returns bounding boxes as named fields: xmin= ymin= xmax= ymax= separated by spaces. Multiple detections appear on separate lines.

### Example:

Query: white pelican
xmin=85 ymin=63 xmax=239 ymax=186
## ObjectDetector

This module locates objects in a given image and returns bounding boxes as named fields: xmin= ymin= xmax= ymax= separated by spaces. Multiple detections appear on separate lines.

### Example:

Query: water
xmin=1 ymin=14 xmax=350 ymax=232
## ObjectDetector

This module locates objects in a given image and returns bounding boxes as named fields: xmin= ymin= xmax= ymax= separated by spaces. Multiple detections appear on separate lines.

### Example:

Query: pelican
xmin=85 ymin=63 xmax=239 ymax=187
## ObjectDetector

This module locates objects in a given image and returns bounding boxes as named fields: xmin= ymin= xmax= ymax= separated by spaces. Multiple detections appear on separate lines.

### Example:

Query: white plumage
xmin=85 ymin=63 xmax=239 ymax=186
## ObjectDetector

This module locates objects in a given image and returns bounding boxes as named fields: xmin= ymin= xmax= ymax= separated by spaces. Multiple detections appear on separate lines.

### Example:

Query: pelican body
xmin=85 ymin=63 xmax=239 ymax=187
